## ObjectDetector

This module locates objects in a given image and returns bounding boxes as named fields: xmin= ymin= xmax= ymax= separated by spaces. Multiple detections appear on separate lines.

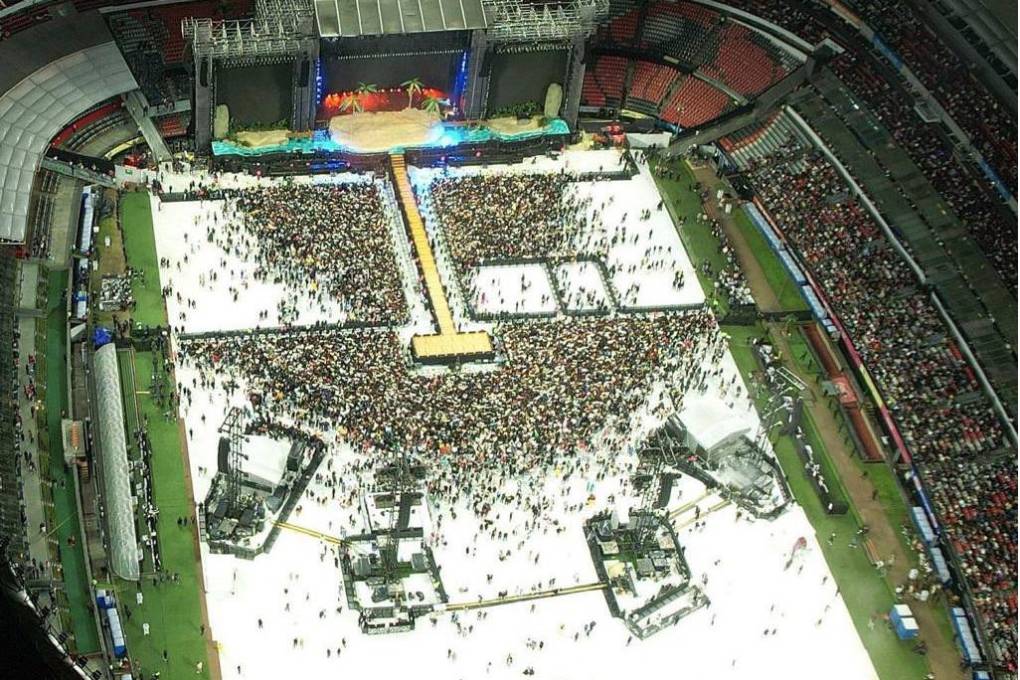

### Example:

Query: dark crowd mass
xmin=178 ymin=311 xmax=721 ymax=483
xmin=718 ymin=0 xmax=1017 ymax=292
xmin=218 ymin=183 xmax=408 ymax=325
xmin=426 ymin=173 xmax=585 ymax=271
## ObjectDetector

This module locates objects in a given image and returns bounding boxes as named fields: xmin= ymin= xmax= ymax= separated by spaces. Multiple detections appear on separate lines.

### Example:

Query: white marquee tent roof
xmin=94 ymin=343 xmax=140 ymax=581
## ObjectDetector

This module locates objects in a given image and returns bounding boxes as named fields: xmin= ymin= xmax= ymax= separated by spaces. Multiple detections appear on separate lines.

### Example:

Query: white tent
xmin=94 ymin=343 xmax=140 ymax=580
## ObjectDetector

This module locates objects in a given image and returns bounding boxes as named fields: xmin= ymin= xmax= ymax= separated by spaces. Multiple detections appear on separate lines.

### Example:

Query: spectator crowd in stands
xmin=829 ymin=52 xmax=1017 ymax=291
xmin=744 ymin=148 xmax=1016 ymax=675
xmin=717 ymin=0 xmax=1017 ymax=291
xmin=843 ymin=1 xmax=1017 ymax=191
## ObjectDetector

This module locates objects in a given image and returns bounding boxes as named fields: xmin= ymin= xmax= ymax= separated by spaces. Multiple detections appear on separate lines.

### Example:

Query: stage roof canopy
xmin=314 ymin=0 xmax=488 ymax=37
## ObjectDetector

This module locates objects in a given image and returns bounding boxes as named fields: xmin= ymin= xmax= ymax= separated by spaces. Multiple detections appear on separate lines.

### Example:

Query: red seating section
xmin=701 ymin=23 xmax=786 ymax=96
xmin=582 ymin=51 xmax=735 ymax=128
xmin=640 ymin=0 xmax=716 ymax=62
xmin=581 ymin=55 xmax=628 ymax=107
xmin=608 ymin=9 xmax=640 ymax=44
xmin=49 ymin=101 xmax=124 ymax=148
xmin=628 ymin=61 xmax=680 ymax=106
xmin=111 ymin=0 xmax=252 ymax=65
xmin=660 ymin=76 xmax=732 ymax=127
xmin=156 ymin=114 xmax=188 ymax=138
xmin=0 ymin=6 xmax=50 ymax=39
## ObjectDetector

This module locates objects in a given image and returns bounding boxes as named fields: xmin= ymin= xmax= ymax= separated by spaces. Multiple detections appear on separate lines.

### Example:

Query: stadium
xmin=0 ymin=0 xmax=1015 ymax=678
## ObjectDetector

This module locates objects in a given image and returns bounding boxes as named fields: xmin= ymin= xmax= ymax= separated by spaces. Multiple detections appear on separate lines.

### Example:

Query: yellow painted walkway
xmin=277 ymin=519 xmax=606 ymax=613
xmin=674 ymin=498 xmax=732 ymax=530
xmin=274 ymin=520 xmax=348 ymax=546
xmin=445 ymin=581 xmax=608 ymax=612
xmin=668 ymin=488 xmax=715 ymax=519
xmin=390 ymin=154 xmax=493 ymax=361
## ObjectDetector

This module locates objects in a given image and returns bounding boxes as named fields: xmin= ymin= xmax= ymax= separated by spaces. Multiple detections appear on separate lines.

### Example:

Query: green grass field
xmin=107 ymin=190 xmax=211 ymax=679
xmin=731 ymin=209 xmax=808 ymax=313
xmin=652 ymin=163 xmax=732 ymax=317
xmin=108 ymin=350 xmax=209 ymax=680
xmin=100 ymin=179 xmax=929 ymax=679
xmin=120 ymin=192 xmax=165 ymax=328
xmin=43 ymin=270 xmax=101 ymax=653
xmin=652 ymin=160 xmax=807 ymax=314
xmin=786 ymin=325 xmax=824 ymax=375
xmin=723 ymin=324 xmax=929 ymax=680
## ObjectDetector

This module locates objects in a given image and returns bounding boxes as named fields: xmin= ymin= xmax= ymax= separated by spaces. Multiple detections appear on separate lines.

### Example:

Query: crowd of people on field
xmin=746 ymin=149 xmax=1016 ymax=674
xmin=426 ymin=167 xmax=693 ymax=313
xmin=426 ymin=173 xmax=584 ymax=272
xmin=221 ymin=183 xmax=407 ymax=325
xmin=178 ymin=311 xmax=721 ymax=480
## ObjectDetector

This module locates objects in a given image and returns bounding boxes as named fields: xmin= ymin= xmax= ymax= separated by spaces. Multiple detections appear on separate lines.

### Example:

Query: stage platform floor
xmin=391 ymin=154 xmax=494 ymax=361
xmin=411 ymin=331 xmax=494 ymax=361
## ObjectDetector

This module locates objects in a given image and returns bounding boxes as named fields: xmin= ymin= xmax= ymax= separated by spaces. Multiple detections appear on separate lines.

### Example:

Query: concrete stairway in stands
xmin=122 ymin=90 xmax=172 ymax=162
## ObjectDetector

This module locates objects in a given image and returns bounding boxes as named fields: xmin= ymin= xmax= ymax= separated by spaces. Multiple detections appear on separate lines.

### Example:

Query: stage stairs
xmin=122 ymin=90 xmax=172 ymax=162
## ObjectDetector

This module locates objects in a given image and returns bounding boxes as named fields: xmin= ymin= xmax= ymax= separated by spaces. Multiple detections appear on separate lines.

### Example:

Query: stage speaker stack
xmin=199 ymin=58 xmax=209 ymax=87
xmin=217 ymin=437 xmax=230 ymax=473
xmin=299 ymin=58 xmax=310 ymax=87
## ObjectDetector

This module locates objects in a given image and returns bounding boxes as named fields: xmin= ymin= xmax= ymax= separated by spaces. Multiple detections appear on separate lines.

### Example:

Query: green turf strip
xmin=120 ymin=192 xmax=164 ymax=328
xmin=730 ymin=209 xmax=809 ymax=313
xmin=112 ymin=192 xmax=211 ymax=678
xmin=723 ymin=324 xmax=929 ymax=680
xmin=44 ymin=270 xmax=101 ymax=653
xmin=108 ymin=351 xmax=210 ymax=680
xmin=652 ymin=164 xmax=731 ymax=317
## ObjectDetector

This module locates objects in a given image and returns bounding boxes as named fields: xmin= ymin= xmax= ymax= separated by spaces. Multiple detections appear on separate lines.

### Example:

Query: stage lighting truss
xmin=485 ymin=0 xmax=608 ymax=42
xmin=184 ymin=16 xmax=314 ymax=59
xmin=184 ymin=0 xmax=317 ymax=60
xmin=256 ymin=0 xmax=315 ymax=24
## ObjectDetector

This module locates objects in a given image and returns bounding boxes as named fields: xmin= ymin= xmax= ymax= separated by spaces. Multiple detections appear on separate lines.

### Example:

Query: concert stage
xmin=211 ymin=113 xmax=570 ymax=156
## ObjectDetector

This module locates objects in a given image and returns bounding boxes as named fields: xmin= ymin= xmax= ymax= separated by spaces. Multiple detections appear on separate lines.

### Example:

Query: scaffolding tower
xmin=483 ymin=0 xmax=608 ymax=42
xmin=631 ymin=426 xmax=685 ymax=549
xmin=376 ymin=443 xmax=423 ymax=580
xmin=219 ymin=407 xmax=247 ymax=509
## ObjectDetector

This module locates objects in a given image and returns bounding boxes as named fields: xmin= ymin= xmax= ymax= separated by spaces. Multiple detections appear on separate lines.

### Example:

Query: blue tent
xmin=92 ymin=326 xmax=113 ymax=348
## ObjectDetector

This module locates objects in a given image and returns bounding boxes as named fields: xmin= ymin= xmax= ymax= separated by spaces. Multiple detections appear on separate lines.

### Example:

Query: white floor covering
xmin=148 ymin=151 xmax=877 ymax=680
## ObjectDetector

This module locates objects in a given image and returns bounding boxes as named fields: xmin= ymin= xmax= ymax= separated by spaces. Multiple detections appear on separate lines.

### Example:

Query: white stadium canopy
xmin=0 ymin=42 xmax=136 ymax=243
